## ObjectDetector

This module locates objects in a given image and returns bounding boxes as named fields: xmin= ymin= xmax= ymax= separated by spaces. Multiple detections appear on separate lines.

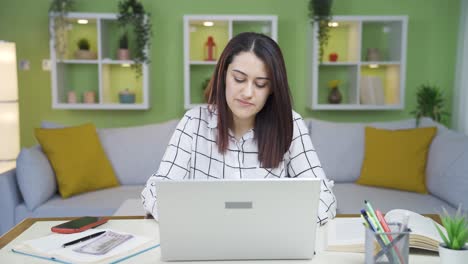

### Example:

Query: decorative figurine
xmin=204 ymin=36 xmax=217 ymax=61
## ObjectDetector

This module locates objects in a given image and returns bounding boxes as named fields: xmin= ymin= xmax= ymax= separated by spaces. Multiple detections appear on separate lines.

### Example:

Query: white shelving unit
xmin=49 ymin=12 xmax=150 ymax=110
xmin=183 ymin=15 xmax=278 ymax=109
xmin=310 ymin=16 xmax=408 ymax=110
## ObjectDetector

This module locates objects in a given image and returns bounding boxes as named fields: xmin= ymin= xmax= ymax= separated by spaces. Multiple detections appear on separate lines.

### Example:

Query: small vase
xmin=67 ymin=91 xmax=77 ymax=103
xmin=83 ymin=91 xmax=96 ymax=104
xmin=117 ymin=49 xmax=130 ymax=60
xmin=119 ymin=89 xmax=136 ymax=104
xmin=328 ymin=86 xmax=342 ymax=104
xmin=366 ymin=48 xmax=381 ymax=61
xmin=439 ymin=244 xmax=468 ymax=264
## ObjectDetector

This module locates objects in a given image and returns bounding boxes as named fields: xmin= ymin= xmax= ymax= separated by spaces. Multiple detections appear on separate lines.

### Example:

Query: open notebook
xmin=327 ymin=209 xmax=445 ymax=253
xmin=11 ymin=229 xmax=159 ymax=263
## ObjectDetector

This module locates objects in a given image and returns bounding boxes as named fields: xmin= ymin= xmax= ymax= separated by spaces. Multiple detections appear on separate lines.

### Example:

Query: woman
xmin=142 ymin=32 xmax=336 ymax=225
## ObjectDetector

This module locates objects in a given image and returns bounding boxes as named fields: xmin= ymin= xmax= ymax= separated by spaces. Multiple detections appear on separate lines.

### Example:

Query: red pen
xmin=376 ymin=210 xmax=392 ymax=234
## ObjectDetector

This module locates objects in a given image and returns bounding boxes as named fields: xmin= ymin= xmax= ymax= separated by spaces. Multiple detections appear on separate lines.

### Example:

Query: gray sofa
xmin=1 ymin=117 xmax=467 ymax=236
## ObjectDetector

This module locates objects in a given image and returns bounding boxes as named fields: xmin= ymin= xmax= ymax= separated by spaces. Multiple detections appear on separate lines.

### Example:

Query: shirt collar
xmin=206 ymin=106 xmax=255 ymax=141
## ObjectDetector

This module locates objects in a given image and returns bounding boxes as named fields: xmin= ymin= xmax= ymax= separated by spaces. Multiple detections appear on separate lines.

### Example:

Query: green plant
xmin=117 ymin=0 xmax=152 ymax=76
xmin=119 ymin=32 xmax=129 ymax=49
xmin=308 ymin=0 xmax=333 ymax=63
xmin=411 ymin=84 xmax=450 ymax=126
xmin=435 ymin=206 xmax=468 ymax=250
xmin=77 ymin=38 xmax=90 ymax=50
xmin=49 ymin=0 xmax=75 ymax=59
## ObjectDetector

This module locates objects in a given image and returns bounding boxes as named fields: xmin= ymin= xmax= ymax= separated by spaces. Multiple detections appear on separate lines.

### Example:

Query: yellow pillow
xmin=35 ymin=123 xmax=119 ymax=198
xmin=356 ymin=126 xmax=437 ymax=193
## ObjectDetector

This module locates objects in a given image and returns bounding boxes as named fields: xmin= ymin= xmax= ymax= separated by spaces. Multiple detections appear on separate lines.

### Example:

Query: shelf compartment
xmin=189 ymin=20 xmax=229 ymax=62
xmin=101 ymin=19 xmax=137 ymax=61
xmin=360 ymin=64 xmax=401 ymax=106
xmin=63 ymin=17 xmax=98 ymax=60
xmin=190 ymin=64 xmax=214 ymax=105
xmin=56 ymin=63 xmax=99 ymax=104
xmin=101 ymin=64 xmax=143 ymax=104
xmin=322 ymin=21 xmax=360 ymax=63
xmin=232 ymin=20 xmax=273 ymax=38
xmin=317 ymin=65 xmax=358 ymax=105
xmin=361 ymin=21 xmax=404 ymax=62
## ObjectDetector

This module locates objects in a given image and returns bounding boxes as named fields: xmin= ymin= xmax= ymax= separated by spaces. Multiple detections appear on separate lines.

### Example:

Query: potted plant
xmin=117 ymin=0 xmax=152 ymax=76
xmin=118 ymin=32 xmax=130 ymax=60
xmin=308 ymin=0 xmax=334 ymax=63
xmin=411 ymin=84 xmax=450 ymax=126
xmin=49 ymin=0 xmax=75 ymax=59
xmin=74 ymin=38 xmax=96 ymax=60
xmin=435 ymin=206 xmax=468 ymax=264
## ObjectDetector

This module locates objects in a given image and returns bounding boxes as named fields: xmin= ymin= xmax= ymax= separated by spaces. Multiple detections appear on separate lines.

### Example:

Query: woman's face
xmin=225 ymin=51 xmax=271 ymax=127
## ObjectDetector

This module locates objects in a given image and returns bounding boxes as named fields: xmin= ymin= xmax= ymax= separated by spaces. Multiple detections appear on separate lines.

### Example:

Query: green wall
xmin=0 ymin=0 xmax=460 ymax=147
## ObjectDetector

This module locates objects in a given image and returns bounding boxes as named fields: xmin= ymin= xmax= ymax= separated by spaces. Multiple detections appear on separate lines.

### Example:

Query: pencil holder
xmin=365 ymin=223 xmax=411 ymax=264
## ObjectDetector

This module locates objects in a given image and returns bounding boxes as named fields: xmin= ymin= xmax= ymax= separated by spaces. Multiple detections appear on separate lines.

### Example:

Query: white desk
xmin=0 ymin=218 xmax=440 ymax=263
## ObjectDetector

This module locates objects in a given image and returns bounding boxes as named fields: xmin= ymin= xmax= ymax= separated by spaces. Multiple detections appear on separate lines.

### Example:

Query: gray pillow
xmin=98 ymin=120 xmax=179 ymax=185
xmin=306 ymin=118 xmax=365 ymax=183
xmin=16 ymin=145 xmax=57 ymax=210
xmin=426 ymin=129 xmax=468 ymax=210
xmin=305 ymin=117 xmax=439 ymax=183
xmin=41 ymin=120 xmax=180 ymax=185
xmin=369 ymin=118 xmax=417 ymax=129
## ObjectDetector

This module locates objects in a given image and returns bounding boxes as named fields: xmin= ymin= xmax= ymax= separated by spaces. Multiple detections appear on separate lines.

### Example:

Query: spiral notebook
xmin=11 ymin=229 xmax=159 ymax=263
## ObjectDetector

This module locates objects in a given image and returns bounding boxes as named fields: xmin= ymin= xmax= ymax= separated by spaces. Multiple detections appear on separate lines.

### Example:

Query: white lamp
xmin=0 ymin=41 xmax=19 ymax=173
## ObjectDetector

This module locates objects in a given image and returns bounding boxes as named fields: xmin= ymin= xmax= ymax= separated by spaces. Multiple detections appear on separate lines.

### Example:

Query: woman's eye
xmin=234 ymin=77 xmax=245 ymax=83
xmin=256 ymin=82 xmax=267 ymax=88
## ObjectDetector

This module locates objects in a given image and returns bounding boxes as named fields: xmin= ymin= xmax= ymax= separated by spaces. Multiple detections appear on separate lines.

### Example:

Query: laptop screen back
xmin=156 ymin=178 xmax=321 ymax=261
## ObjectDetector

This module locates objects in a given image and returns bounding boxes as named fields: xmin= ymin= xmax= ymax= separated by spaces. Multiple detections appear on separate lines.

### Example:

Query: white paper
xmin=327 ymin=217 xmax=364 ymax=245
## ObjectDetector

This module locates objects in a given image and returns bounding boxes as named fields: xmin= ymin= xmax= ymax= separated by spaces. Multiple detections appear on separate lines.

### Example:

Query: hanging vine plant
xmin=49 ymin=0 xmax=75 ymax=59
xmin=308 ymin=0 xmax=333 ymax=63
xmin=117 ymin=0 xmax=152 ymax=76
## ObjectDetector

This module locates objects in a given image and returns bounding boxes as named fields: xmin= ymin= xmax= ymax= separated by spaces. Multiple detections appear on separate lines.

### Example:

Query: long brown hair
xmin=206 ymin=32 xmax=293 ymax=168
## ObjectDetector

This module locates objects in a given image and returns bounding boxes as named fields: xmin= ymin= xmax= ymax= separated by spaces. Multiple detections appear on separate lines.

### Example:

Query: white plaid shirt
xmin=142 ymin=105 xmax=337 ymax=225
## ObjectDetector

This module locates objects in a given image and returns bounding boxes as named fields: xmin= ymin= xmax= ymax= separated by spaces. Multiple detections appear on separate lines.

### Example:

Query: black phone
xmin=51 ymin=216 xmax=109 ymax=234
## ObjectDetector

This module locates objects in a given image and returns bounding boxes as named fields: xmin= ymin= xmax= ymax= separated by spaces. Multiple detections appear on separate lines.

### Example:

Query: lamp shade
xmin=0 ymin=41 xmax=19 ymax=165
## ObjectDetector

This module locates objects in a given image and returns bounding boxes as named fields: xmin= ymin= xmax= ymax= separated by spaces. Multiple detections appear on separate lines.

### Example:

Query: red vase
xmin=329 ymin=53 xmax=338 ymax=62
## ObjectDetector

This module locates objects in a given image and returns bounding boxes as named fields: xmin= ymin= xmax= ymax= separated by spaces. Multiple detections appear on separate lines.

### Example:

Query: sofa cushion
xmin=357 ymin=126 xmax=436 ymax=193
xmin=35 ymin=123 xmax=119 ymax=198
xmin=426 ymin=128 xmax=468 ymax=210
xmin=369 ymin=118 xmax=418 ymax=129
xmin=98 ymin=120 xmax=179 ymax=185
xmin=16 ymin=145 xmax=57 ymax=210
xmin=14 ymin=185 xmax=143 ymax=223
xmin=333 ymin=183 xmax=456 ymax=214
xmin=41 ymin=120 xmax=179 ymax=185
xmin=306 ymin=117 xmax=424 ymax=183
xmin=307 ymin=118 xmax=365 ymax=183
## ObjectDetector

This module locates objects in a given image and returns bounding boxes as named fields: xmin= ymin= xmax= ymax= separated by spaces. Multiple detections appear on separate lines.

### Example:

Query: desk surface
xmin=0 ymin=215 xmax=441 ymax=263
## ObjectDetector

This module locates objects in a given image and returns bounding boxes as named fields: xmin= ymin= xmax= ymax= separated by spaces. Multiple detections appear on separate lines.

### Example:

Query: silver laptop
xmin=156 ymin=178 xmax=321 ymax=261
